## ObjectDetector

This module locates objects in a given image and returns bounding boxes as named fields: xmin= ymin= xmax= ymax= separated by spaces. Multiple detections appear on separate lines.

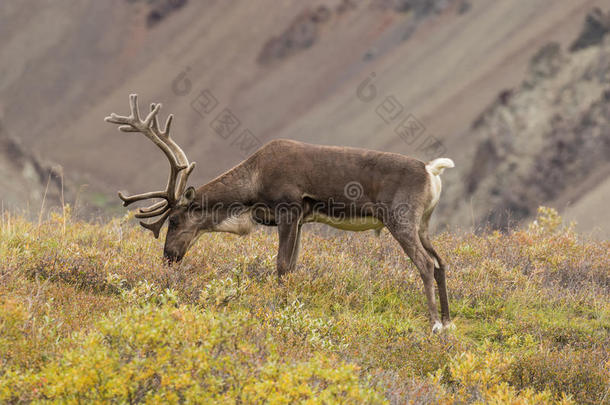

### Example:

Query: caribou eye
xmin=168 ymin=216 xmax=180 ymax=228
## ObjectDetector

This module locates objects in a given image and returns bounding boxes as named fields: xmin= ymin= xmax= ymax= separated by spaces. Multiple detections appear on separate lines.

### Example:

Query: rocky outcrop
xmin=440 ymin=14 xmax=610 ymax=230
xmin=0 ymin=120 xmax=67 ymax=212
xmin=570 ymin=8 xmax=610 ymax=52
xmin=257 ymin=6 xmax=332 ymax=65
xmin=146 ymin=0 xmax=188 ymax=27
xmin=126 ymin=0 xmax=188 ymax=28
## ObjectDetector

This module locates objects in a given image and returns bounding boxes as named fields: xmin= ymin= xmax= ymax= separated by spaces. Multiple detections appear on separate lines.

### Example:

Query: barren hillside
xmin=0 ymin=0 xmax=608 ymax=234
xmin=439 ymin=12 xmax=610 ymax=236
xmin=0 ymin=117 xmax=66 ymax=213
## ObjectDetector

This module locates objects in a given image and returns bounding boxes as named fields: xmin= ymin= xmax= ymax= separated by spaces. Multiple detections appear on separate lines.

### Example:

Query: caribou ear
xmin=178 ymin=186 xmax=196 ymax=206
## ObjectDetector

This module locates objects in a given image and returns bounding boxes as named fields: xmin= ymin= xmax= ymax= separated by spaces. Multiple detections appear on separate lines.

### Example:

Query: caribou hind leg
xmin=386 ymin=220 xmax=443 ymax=332
xmin=419 ymin=232 xmax=452 ymax=328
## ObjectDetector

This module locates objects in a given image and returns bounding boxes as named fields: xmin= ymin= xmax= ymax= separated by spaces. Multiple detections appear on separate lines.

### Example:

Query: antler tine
xmin=117 ymin=125 xmax=140 ymax=133
xmin=138 ymin=200 xmax=168 ymax=213
xmin=135 ymin=204 xmax=170 ymax=219
xmin=129 ymin=93 xmax=140 ymax=121
xmin=104 ymin=94 xmax=140 ymax=125
xmin=140 ymin=210 xmax=171 ymax=239
xmin=118 ymin=190 xmax=168 ymax=207
xmin=104 ymin=107 xmax=130 ymax=123
xmin=150 ymin=103 xmax=161 ymax=132
xmin=175 ymin=162 xmax=197 ymax=201
xmin=143 ymin=102 xmax=161 ymax=128
xmin=161 ymin=114 xmax=173 ymax=137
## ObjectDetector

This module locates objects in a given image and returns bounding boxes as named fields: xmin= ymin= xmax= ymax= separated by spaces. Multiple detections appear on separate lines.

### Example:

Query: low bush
xmin=0 ymin=207 xmax=607 ymax=403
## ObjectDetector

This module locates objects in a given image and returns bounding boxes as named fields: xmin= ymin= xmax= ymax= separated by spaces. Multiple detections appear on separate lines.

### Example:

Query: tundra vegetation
xmin=0 ymin=206 xmax=608 ymax=404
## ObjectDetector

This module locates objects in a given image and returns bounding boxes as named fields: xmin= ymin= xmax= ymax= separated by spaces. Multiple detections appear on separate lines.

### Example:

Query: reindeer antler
xmin=105 ymin=94 xmax=196 ymax=238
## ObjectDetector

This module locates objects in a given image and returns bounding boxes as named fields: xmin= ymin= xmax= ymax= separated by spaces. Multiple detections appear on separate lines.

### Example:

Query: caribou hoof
xmin=443 ymin=322 xmax=456 ymax=332
xmin=432 ymin=321 xmax=443 ymax=334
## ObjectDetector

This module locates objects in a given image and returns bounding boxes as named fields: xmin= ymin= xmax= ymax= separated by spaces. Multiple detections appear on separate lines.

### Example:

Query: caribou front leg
xmin=276 ymin=211 xmax=302 ymax=281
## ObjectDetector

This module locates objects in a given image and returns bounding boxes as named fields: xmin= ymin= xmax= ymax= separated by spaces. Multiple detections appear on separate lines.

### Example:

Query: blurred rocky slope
xmin=0 ymin=0 xmax=607 ymax=235
xmin=0 ymin=118 xmax=67 ymax=214
xmin=439 ymin=8 xmax=610 ymax=236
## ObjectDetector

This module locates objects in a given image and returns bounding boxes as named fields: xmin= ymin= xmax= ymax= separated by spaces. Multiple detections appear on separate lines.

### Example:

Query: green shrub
xmin=0 ymin=304 xmax=385 ymax=404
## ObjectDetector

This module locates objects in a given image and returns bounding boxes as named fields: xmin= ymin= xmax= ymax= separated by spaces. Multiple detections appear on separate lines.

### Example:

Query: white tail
xmin=426 ymin=158 xmax=455 ymax=176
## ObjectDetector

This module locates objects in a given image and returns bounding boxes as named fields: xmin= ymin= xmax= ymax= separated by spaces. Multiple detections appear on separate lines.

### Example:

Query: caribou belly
xmin=215 ymin=211 xmax=384 ymax=234
xmin=306 ymin=213 xmax=384 ymax=232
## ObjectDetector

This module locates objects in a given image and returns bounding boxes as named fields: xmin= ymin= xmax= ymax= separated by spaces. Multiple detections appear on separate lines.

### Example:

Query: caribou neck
xmin=196 ymin=160 xmax=258 ymax=206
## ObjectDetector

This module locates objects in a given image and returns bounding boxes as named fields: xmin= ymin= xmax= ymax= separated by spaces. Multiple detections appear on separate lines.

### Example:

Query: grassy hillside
xmin=0 ymin=207 xmax=608 ymax=404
